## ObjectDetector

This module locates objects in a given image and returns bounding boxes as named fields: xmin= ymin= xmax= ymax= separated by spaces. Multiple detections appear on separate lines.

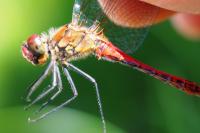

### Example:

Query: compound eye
xmin=22 ymin=45 xmax=34 ymax=62
xmin=27 ymin=34 xmax=46 ymax=54
xmin=27 ymin=34 xmax=42 ymax=52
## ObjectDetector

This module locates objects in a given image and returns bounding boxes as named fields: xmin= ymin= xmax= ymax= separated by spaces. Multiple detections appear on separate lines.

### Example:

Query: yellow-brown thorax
xmin=50 ymin=24 xmax=104 ymax=62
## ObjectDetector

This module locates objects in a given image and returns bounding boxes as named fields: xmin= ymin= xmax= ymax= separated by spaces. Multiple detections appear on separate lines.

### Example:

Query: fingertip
xmin=98 ymin=0 xmax=173 ymax=28
xmin=140 ymin=0 xmax=200 ymax=14
xmin=171 ymin=13 xmax=200 ymax=40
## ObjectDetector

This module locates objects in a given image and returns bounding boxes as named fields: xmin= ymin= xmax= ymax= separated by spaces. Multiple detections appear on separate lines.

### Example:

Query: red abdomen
xmin=96 ymin=40 xmax=200 ymax=96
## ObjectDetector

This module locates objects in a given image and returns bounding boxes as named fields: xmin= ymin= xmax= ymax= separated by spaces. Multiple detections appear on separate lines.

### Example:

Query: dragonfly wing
xmin=103 ymin=22 xmax=149 ymax=54
xmin=72 ymin=0 xmax=160 ymax=54
xmin=72 ymin=0 xmax=105 ymax=27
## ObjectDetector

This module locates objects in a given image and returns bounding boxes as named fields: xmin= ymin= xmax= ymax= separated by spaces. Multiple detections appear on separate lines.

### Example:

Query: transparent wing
xmin=72 ymin=0 xmax=103 ymax=27
xmin=72 ymin=0 xmax=159 ymax=54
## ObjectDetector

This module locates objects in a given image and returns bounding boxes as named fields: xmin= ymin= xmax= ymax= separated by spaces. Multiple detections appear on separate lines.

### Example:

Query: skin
xmin=140 ymin=0 xmax=200 ymax=14
xmin=98 ymin=0 xmax=200 ymax=40
xmin=171 ymin=14 xmax=200 ymax=40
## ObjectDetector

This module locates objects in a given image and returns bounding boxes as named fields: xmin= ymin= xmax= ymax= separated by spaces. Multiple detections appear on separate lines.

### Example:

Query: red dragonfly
xmin=21 ymin=0 xmax=200 ymax=132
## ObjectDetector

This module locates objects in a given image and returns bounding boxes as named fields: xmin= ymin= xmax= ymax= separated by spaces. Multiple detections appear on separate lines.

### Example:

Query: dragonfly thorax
xmin=49 ymin=24 xmax=99 ymax=63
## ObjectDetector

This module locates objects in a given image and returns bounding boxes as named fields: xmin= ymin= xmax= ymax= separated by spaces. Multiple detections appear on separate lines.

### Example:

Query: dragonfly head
xmin=22 ymin=34 xmax=49 ymax=65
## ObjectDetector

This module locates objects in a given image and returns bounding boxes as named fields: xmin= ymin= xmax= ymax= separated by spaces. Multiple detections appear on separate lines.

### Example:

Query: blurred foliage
xmin=0 ymin=107 xmax=123 ymax=133
xmin=0 ymin=0 xmax=200 ymax=133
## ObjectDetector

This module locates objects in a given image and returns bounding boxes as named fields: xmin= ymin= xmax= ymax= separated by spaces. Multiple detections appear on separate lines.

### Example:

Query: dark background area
xmin=0 ymin=0 xmax=200 ymax=133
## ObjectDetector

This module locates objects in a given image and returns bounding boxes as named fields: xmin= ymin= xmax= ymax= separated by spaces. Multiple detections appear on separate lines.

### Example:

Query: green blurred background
xmin=0 ymin=0 xmax=200 ymax=133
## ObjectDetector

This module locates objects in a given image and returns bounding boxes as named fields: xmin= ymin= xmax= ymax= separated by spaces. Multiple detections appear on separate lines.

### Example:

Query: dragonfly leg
xmin=36 ymin=65 xmax=63 ymax=113
xmin=28 ymin=67 xmax=78 ymax=122
xmin=67 ymin=63 xmax=106 ymax=133
xmin=89 ymin=21 xmax=100 ymax=32
xmin=25 ymin=61 xmax=54 ymax=102
xmin=25 ymin=63 xmax=58 ymax=110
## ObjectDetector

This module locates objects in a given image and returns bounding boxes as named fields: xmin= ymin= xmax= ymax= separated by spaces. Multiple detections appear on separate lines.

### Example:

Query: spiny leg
xmin=36 ymin=65 xmax=63 ymax=113
xmin=96 ymin=28 xmax=104 ymax=35
xmin=28 ymin=67 xmax=78 ymax=122
xmin=67 ymin=63 xmax=106 ymax=133
xmin=89 ymin=20 xmax=101 ymax=33
xmin=25 ymin=63 xmax=57 ymax=110
xmin=26 ymin=61 xmax=54 ymax=102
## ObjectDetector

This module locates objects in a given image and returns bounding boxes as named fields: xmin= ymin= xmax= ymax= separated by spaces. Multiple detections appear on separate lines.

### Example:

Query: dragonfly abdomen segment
xmin=95 ymin=40 xmax=125 ymax=61
xmin=96 ymin=40 xmax=200 ymax=96
xmin=122 ymin=52 xmax=200 ymax=95
xmin=139 ymin=65 xmax=200 ymax=95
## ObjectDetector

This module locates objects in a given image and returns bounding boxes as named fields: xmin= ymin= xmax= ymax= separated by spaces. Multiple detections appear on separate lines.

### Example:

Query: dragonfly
xmin=21 ymin=0 xmax=200 ymax=132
